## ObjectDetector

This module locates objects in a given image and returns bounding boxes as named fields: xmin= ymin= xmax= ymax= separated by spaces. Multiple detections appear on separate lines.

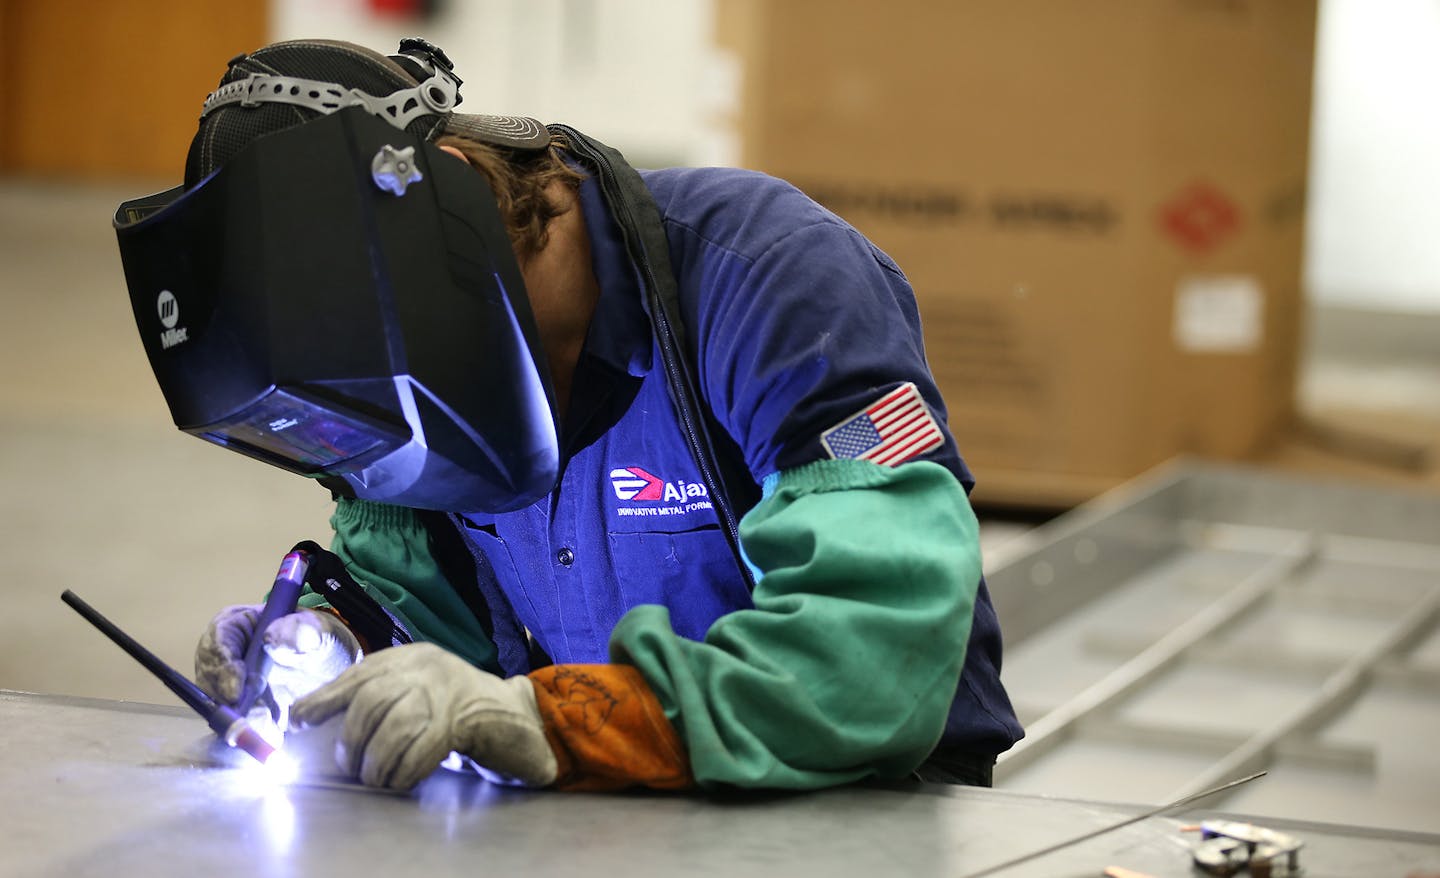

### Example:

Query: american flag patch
xmin=819 ymin=382 xmax=944 ymax=467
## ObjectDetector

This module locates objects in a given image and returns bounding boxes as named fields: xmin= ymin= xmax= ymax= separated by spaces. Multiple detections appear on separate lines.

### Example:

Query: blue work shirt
xmin=459 ymin=165 xmax=1022 ymax=758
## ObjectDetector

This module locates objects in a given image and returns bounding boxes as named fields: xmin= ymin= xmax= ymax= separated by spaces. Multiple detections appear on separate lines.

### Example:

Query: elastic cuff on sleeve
xmin=331 ymin=498 xmax=421 ymax=530
xmin=761 ymin=457 xmax=917 ymax=499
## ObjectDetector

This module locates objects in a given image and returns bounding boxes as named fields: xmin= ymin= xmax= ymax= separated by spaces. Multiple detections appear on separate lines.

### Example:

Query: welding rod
xmin=957 ymin=771 xmax=1268 ymax=878
xmin=59 ymin=589 xmax=275 ymax=763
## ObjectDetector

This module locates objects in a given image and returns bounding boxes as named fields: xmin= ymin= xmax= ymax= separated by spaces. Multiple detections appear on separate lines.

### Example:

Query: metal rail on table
xmin=1168 ymin=583 xmax=1440 ymax=801
xmin=997 ymin=539 xmax=1320 ymax=776
xmin=986 ymin=460 xmax=1440 ymax=833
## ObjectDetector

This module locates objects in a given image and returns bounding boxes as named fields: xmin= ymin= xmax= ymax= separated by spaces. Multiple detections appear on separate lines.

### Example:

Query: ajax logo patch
xmin=609 ymin=467 xmax=664 ymax=501
xmin=609 ymin=466 xmax=713 ymax=519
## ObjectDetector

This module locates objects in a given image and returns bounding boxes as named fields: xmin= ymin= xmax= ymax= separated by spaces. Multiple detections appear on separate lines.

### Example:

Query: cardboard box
xmin=720 ymin=0 xmax=1317 ymax=507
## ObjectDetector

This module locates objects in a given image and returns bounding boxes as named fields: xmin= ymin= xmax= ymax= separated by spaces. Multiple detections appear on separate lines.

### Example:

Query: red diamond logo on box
xmin=1159 ymin=182 xmax=1241 ymax=254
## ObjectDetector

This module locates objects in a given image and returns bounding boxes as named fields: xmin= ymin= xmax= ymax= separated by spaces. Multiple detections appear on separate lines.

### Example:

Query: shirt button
xmin=557 ymin=547 xmax=575 ymax=567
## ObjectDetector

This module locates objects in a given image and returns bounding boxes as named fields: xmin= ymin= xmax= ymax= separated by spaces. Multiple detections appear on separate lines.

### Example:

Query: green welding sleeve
xmin=610 ymin=457 xmax=981 ymax=789
xmin=299 ymin=499 xmax=502 ymax=674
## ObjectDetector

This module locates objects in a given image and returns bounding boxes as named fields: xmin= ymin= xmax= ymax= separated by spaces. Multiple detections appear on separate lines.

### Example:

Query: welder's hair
xmin=433 ymin=132 xmax=585 ymax=264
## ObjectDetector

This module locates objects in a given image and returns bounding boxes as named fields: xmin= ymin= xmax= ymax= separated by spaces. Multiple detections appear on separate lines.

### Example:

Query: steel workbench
xmin=3 ymin=689 xmax=1437 ymax=877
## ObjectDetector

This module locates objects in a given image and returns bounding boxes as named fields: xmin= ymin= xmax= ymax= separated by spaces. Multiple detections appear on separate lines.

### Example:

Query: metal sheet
xmin=3 ymin=690 xmax=1438 ymax=877
xmin=988 ymin=460 xmax=1440 ymax=834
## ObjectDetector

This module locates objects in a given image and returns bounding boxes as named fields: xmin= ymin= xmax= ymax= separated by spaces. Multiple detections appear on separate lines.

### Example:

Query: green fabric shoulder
xmin=298 ymin=498 xmax=501 ymax=673
xmin=610 ymin=457 xmax=981 ymax=789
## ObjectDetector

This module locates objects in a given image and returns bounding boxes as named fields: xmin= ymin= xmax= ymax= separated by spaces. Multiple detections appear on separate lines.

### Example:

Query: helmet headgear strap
xmin=200 ymin=39 xmax=462 ymax=134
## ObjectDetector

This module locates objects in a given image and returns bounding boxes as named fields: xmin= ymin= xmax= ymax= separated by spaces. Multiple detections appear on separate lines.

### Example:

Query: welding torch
xmin=60 ymin=589 xmax=278 ymax=764
xmin=234 ymin=547 xmax=311 ymax=714
xmin=59 ymin=547 xmax=314 ymax=765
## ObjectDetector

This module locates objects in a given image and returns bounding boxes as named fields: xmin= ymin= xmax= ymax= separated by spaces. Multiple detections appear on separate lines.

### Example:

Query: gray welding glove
xmin=195 ymin=604 xmax=361 ymax=712
xmin=290 ymin=641 xmax=558 ymax=791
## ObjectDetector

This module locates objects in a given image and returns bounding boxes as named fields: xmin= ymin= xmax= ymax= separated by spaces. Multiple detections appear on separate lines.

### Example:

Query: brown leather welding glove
xmin=527 ymin=664 xmax=694 ymax=792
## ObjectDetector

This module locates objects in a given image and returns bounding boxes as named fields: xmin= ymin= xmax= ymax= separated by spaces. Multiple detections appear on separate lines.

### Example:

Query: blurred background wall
xmin=4 ymin=0 xmax=1439 ymax=318
xmin=1306 ymin=0 xmax=1440 ymax=317
xmin=1296 ymin=0 xmax=1440 ymax=468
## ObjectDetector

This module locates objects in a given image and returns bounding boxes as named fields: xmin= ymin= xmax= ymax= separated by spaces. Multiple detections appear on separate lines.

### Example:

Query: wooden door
xmin=0 ymin=0 xmax=267 ymax=179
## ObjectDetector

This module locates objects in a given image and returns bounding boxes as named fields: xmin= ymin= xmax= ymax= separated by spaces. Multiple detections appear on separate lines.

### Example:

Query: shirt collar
xmin=575 ymin=169 xmax=653 ymax=378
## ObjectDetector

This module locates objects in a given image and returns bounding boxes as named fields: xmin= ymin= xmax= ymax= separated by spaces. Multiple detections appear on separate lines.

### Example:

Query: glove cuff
xmin=527 ymin=664 xmax=693 ymax=792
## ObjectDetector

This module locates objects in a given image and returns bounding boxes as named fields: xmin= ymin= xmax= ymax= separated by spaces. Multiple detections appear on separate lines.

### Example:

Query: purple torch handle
xmin=234 ymin=549 xmax=311 ymax=714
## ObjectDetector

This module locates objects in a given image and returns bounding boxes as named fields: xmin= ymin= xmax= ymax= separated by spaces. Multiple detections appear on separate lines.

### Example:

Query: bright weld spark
xmin=230 ymin=748 xmax=301 ymax=794
xmin=260 ymin=750 xmax=301 ymax=785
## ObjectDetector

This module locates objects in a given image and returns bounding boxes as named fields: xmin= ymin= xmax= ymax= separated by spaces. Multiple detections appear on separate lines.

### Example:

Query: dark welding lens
xmin=193 ymin=388 xmax=403 ymax=474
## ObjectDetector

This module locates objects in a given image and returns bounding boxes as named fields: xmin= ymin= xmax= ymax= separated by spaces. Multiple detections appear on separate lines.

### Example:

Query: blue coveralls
xmin=456 ymin=164 xmax=1023 ymax=763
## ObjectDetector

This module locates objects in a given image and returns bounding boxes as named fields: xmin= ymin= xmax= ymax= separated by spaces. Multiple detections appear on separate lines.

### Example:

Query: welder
xmin=114 ymin=37 xmax=1023 ymax=791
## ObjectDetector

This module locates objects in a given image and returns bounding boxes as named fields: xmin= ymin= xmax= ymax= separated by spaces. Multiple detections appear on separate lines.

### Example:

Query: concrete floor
xmin=2 ymin=177 xmax=1436 ymax=711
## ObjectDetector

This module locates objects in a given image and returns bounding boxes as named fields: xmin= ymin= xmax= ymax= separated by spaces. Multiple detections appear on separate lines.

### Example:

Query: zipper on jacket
xmin=553 ymin=126 xmax=753 ymax=590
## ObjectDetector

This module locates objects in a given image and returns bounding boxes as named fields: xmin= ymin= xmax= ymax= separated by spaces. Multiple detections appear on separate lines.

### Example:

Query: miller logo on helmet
xmin=157 ymin=290 xmax=179 ymax=328
xmin=156 ymin=290 xmax=188 ymax=349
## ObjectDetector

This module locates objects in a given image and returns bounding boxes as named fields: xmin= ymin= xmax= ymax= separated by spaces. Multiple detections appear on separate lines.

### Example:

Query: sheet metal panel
xmin=3 ymin=690 xmax=1438 ymax=877
xmin=989 ymin=460 xmax=1440 ymax=834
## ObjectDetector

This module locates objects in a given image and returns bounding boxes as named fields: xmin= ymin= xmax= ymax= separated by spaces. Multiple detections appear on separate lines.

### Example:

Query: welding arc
xmin=957 ymin=770 xmax=1268 ymax=878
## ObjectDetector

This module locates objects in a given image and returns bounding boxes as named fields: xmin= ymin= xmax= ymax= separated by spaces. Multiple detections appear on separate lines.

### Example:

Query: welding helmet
xmin=114 ymin=39 xmax=561 ymax=512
